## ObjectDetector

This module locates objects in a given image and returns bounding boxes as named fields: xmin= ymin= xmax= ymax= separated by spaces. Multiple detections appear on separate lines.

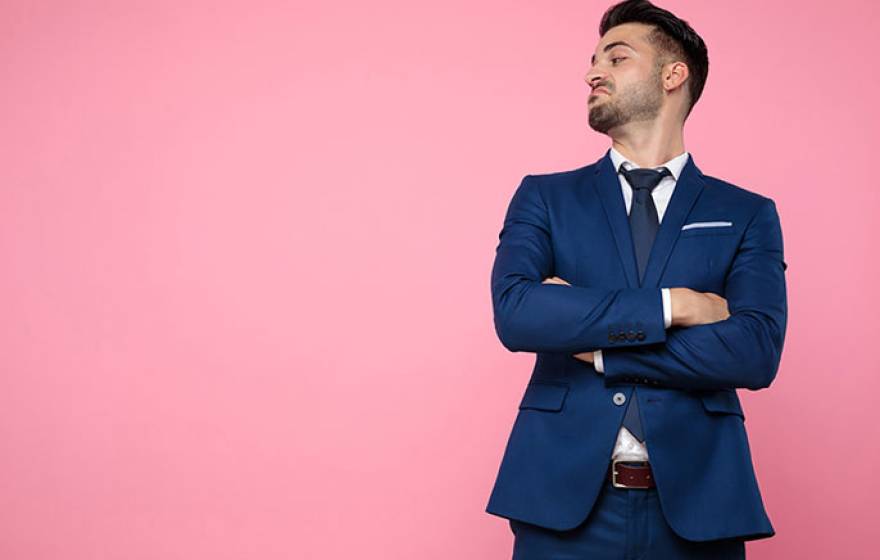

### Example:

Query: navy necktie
xmin=620 ymin=165 xmax=671 ymax=285
xmin=616 ymin=164 xmax=671 ymax=442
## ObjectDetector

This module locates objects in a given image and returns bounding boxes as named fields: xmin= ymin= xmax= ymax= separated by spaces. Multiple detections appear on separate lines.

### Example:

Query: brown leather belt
xmin=607 ymin=459 xmax=655 ymax=489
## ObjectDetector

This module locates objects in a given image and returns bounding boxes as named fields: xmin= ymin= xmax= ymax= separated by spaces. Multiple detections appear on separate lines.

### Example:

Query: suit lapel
xmin=592 ymin=149 xmax=639 ymax=289
xmin=590 ymin=148 xmax=706 ymax=289
xmin=640 ymin=154 xmax=705 ymax=288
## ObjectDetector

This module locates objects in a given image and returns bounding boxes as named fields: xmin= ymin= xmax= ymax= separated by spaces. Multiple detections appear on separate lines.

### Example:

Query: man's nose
xmin=584 ymin=67 xmax=606 ymax=88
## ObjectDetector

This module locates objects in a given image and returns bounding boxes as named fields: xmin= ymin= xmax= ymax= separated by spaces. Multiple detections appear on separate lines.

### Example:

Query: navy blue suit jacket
xmin=485 ymin=148 xmax=788 ymax=542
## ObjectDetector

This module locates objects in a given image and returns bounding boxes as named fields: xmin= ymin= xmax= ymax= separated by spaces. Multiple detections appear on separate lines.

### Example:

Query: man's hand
xmin=669 ymin=287 xmax=730 ymax=327
xmin=541 ymin=276 xmax=571 ymax=286
xmin=573 ymin=351 xmax=594 ymax=363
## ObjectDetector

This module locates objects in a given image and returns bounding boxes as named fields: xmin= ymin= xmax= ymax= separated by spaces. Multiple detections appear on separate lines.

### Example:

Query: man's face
xmin=585 ymin=23 xmax=665 ymax=134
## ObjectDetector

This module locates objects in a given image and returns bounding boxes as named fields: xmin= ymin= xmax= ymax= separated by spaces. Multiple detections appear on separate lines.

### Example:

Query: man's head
xmin=585 ymin=0 xmax=708 ymax=135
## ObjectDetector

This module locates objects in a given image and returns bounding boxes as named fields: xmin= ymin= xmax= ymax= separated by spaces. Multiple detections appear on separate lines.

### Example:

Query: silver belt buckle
xmin=611 ymin=459 xmax=650 ymax=489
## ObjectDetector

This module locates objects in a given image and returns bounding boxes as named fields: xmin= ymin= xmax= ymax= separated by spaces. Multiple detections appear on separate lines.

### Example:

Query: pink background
xmin=1 ymin=1 xmax=877 ymax=558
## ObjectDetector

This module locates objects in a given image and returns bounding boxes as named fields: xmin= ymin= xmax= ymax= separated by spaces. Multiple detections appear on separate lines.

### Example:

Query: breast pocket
xmin=679 ymin=221 xmax=737 ymax=238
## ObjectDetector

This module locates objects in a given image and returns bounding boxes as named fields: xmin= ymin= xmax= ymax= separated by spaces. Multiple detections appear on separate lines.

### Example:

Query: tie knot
xmin=619 ymin=165 xmax=671 ymax=192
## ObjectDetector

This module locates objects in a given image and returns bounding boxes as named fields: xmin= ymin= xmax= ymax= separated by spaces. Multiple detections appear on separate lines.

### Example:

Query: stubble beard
xmin=588 ymin=69 xmax=664 ymax=134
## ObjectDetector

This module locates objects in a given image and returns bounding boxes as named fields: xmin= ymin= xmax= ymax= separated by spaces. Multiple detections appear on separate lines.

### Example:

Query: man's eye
xmin=611 ymin=57 xmax=626 ymax=64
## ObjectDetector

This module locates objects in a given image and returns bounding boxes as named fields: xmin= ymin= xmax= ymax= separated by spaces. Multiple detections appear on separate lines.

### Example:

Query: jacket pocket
xmin=519 ymin=382 xmax=570 ymax=412
xmin=700 ymin=390 xmax=745 ymax=420
xmin=679 ymin=225 xmax=738 ymax=238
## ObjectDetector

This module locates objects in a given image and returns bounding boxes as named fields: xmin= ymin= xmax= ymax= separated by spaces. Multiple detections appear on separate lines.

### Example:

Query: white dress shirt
xmin=595 ymin=145 xmax=691 ymax=462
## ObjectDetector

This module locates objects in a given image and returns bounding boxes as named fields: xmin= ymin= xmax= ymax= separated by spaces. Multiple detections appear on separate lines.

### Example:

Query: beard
xmin=588 ymin=67 xmax=664 ymax=134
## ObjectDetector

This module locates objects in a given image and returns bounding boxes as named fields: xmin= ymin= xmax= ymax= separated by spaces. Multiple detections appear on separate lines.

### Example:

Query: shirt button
xmin=613 ymin=392 xmax=626 ymax=405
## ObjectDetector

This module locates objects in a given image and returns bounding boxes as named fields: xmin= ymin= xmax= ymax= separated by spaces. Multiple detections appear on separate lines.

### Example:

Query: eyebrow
xmin=591 ymin=41 xmax=636 ymax=65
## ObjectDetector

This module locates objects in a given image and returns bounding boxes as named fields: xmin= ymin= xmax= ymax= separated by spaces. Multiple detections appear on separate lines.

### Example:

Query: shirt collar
xmin=609 ymin=145 xmax=690 ymax=180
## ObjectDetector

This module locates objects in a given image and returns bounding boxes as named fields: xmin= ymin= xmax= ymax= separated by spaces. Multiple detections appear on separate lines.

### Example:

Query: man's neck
xmin=610 ymin=130 xmax=686 ymax=168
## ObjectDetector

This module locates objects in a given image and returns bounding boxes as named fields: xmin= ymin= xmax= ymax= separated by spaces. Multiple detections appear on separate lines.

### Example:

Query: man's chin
xmin=587 ymin=111 xmax=611 ymax=134
xmin=588 ymin=114 xmax=613 ymax=134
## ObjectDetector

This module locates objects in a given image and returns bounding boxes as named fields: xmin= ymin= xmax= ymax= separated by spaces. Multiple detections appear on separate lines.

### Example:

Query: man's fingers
xmin=542 ymin=276 xmax=572 ymax=286
xmin=573 ymin=351 xmax=593 ymax=363
xmin=704 ymin=291 xmax=728 ymax=303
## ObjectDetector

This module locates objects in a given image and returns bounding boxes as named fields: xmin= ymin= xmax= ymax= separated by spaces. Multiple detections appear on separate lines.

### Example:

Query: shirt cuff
xmin=593 ymin=349 xmax=604 ymax=373
xmin=661 ymin=287 xmax=672 ymax=329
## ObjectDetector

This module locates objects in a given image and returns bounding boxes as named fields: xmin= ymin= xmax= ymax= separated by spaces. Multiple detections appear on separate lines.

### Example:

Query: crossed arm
xmin=491 ymin=175 xmax=788 ymax=392
xmin=491 ymin=175 xmax=669 ymax=353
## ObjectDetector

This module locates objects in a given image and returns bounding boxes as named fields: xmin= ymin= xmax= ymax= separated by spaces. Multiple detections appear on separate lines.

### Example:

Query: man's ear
xmin=664 ymin=61 xmax=689 ymax=94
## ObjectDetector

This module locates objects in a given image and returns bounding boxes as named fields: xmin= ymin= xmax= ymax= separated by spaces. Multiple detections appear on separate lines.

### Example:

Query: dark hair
xmin=599 ymin=0 xmax=709 ymax=120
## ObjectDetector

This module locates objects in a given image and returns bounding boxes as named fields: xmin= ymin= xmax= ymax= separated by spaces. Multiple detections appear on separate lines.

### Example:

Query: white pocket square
xmin=681 ymin=221 xmax=733 ymax=231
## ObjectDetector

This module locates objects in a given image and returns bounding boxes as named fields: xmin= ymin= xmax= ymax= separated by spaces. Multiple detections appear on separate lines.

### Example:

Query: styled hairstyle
xmin=599 ymin=0 xmax=709 ymax=119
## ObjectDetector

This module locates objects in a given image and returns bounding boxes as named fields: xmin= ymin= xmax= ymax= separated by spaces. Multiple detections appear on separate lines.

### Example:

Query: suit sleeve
xmin=491 ymin=174 xmax=668 ymax=353
xmin=600 ymin=197 xmax=788 ymax=391
xmin=593 ymin=288 xmax=672 ymax=373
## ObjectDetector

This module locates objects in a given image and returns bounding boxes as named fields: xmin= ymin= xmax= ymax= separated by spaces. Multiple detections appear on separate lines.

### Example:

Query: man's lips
xmin=589 ymin=88 xmax=609 ymax=103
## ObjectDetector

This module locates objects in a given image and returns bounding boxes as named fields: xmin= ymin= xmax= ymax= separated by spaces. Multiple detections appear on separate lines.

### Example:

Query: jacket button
xmin=612 ymin=392 xmax=626 ymax=405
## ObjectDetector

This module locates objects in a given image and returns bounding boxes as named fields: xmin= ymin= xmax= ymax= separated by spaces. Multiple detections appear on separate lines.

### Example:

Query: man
xmin=485 ymin=1 xmax=788 ymax=558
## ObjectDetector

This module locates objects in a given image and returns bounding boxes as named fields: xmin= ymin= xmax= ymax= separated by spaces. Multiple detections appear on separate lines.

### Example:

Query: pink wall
xmin=1 ymin=1 xmax=877 ymax=558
